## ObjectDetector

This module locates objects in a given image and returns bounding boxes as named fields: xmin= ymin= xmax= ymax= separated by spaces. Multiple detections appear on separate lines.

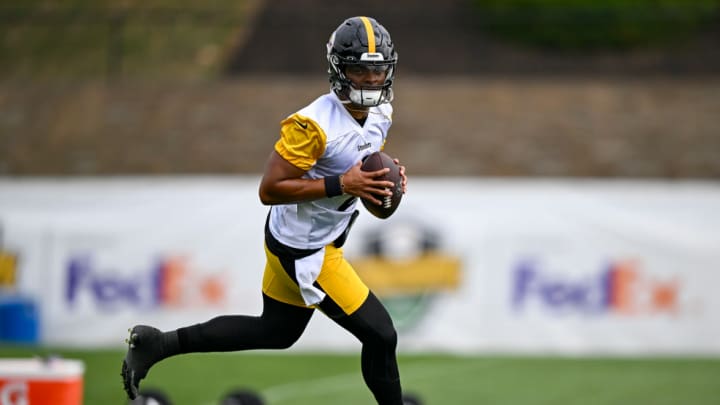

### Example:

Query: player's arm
xmin=259 ymin=114 xmax=393 ymax=206
xmin=258 ymin=152 xmax=393 ymax=206
xmin=258 ymin=115 xmax=329 ymax=205
xmin=258 ymin=150 xmax=326 ymax=205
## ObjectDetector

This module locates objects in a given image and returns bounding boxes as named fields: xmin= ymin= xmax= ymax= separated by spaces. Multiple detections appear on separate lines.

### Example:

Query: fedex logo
xmin=512 ymin=259 xmax=679 ymax=316
xmin=66 ymin=254 xmax=225 ymax=311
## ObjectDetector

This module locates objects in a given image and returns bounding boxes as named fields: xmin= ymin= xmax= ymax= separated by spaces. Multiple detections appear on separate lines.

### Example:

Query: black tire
xmin=220 ymin=388 xmax=265 ymax=405
xmin=402 ymin=392 xmax=424 ymax=405
xmin=130 ymin=388 xmax=172 ymax=405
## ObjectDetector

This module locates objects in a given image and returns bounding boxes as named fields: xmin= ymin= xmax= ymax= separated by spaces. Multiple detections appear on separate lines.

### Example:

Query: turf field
xmin=1 ymin=347 xmax=718 ymax=405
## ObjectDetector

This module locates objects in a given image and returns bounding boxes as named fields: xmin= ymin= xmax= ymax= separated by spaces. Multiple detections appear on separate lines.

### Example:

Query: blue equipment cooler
xmin=0 ymin=295 xmax=40 ymax=343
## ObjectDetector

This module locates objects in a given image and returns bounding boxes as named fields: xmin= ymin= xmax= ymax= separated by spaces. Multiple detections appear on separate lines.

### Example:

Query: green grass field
xmin=1 ymin=346 xmax=719 ymax=404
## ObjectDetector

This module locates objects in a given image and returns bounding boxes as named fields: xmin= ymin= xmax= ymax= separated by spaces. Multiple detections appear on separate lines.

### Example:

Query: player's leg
xmin=322 ymin=292 xmax=403 ymax=405
xmin=315 ymin=246 xmax=404 ymax=405
xmin=122 ymin=292 xmax=314 ymax=399
xmin=174 ymin=293 xmax=314 ymax=352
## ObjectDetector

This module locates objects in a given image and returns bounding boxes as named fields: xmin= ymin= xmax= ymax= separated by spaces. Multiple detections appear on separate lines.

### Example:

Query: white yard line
xmin=260 ymin=358 xmax=496 ymax=403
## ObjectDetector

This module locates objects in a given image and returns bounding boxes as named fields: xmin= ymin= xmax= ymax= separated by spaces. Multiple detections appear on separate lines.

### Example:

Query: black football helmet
xmin=327 ymin=16 xmax=398 ymax=107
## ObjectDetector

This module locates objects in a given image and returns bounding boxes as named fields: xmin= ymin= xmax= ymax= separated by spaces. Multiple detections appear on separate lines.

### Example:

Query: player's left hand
xmin=393 ymin=158 xmax=407 ymax=194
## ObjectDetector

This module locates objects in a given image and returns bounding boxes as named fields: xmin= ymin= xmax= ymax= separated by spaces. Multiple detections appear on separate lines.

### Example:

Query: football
xmin=360 ymin=151 xmax=403 ymax=219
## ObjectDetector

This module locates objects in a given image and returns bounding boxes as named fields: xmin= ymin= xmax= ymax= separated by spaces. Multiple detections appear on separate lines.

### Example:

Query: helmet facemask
xmin=329 ymin=55 xmax=395 ymax=106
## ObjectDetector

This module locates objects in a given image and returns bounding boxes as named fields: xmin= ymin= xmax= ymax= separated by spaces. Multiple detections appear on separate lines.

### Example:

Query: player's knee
xmin=262 ymin=322 xmax=305 ymax=349
xmin=265 ymin=334 xmax=300 ymax=349
xmin=382 ymin=325 xmax=398 ymax=350
xmin=369 ymin=321 xmax=397 ymax=350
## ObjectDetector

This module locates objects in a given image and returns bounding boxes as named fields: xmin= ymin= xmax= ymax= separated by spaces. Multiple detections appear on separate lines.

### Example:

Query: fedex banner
xmin=1 ymin=177 xmax=719 ymax=355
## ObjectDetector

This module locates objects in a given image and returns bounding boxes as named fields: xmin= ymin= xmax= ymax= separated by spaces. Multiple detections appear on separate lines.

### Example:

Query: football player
xmin=122 ymin=16 xmax=408 ymax=405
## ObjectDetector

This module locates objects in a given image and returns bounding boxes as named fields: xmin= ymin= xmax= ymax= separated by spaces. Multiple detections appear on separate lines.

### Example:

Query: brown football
xmin=360 ymin=151 xmax=403 ymax=219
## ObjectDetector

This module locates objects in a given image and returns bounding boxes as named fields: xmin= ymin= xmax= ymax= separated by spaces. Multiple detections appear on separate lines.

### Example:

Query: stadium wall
xmin=1 ymin=177 xmax=718 ymax=355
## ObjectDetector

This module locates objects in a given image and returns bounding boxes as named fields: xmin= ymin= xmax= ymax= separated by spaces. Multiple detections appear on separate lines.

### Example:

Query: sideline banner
xmin=0 ymin=177 xmax=718 ymax=355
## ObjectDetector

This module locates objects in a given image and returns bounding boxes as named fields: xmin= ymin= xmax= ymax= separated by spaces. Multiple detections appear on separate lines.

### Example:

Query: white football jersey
xmin=268 ymin=91 xmax=393 ymax=250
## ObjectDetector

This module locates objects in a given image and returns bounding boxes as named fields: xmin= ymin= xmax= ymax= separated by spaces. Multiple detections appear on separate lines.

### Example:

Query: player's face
xmin=344 ymin=64 xmax=388 ymax=88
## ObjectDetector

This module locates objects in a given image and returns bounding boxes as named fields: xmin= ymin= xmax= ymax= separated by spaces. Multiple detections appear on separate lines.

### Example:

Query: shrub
xmin=471 ymin=0 xmax=720 ymax=49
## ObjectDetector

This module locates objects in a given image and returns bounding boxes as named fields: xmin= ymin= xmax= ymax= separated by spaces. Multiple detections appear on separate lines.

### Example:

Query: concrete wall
xmin=1 ymin=76 xmax=718 ymax=177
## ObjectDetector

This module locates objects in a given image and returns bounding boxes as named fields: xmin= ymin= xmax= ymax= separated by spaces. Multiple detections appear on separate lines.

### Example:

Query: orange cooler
xmin=0 ymin=358 xmax=84 ymax=405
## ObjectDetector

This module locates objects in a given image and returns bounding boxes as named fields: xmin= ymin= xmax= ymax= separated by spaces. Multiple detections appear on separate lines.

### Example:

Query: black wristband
xmin=324 ymin=175 xmax=343 ymax=197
